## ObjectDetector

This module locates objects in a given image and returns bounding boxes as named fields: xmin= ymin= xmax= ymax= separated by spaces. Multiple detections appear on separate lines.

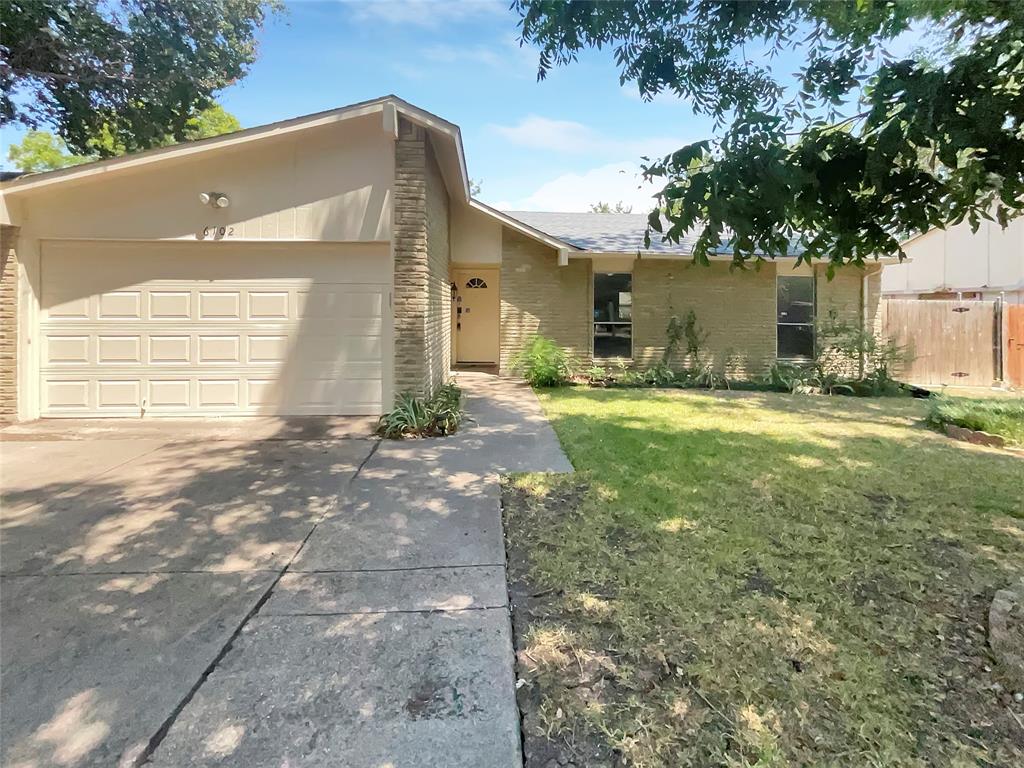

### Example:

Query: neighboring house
xmin=883 ymin=217 xmax=1024 ymax=304
xmin=0 ymin=95 xmax=884 ymax=421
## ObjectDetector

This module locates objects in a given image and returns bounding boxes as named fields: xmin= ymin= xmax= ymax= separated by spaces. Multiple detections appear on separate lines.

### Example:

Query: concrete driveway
xmin=0 ymin=374 xmax=571 ymax=768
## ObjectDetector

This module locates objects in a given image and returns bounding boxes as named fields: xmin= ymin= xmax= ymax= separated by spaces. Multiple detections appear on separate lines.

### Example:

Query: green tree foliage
xmin=182 ymin=104 xmax=242 ymax=142
xmin=5 ymin=130 xmax=89 ymax=172
xmin=513 ymin=1 xmax=1024 ymax=269
xmin=589 ymin=200 xmax=633 ymax=213
xmin=6 ymin=105 xmax=243 ymax=172
xmin=1 ymin=0 xmax=278 ymax=156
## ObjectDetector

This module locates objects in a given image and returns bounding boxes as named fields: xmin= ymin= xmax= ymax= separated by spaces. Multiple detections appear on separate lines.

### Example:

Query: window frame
xmin=592 ymin=271 xmax=634 ymax=361
xmin=776 ymin=274 xmax=816 ymax=361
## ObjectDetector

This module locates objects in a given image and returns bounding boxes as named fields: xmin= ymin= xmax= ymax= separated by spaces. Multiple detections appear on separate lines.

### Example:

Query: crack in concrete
xmin=133 ymin=439 xmax=381 ymax=766
xmin=0 ymin=568 xmax=284 ymax=578
xmin=288 ymin=562 xmax=506 ymax=574
xmin=273 ymin=605 xmax=509 ymax=617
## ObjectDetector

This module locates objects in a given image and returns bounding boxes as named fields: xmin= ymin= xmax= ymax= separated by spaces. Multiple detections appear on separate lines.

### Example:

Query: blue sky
xmin=2 ymin=0 xmax=928 ymax=211
xmin=222 ymin=0 xmax=718 ymax=211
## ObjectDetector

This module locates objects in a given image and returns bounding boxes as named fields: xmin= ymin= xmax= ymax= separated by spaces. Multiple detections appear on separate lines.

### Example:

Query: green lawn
xmin=503 ymin=389 xmax=1024 ymax=768
xmin=926 ymin=395 xmax=1024 ymax=446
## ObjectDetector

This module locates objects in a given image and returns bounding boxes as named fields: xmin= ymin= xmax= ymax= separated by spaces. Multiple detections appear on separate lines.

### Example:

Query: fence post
xmin=995 ymin=293 xmax=1005 ymax=385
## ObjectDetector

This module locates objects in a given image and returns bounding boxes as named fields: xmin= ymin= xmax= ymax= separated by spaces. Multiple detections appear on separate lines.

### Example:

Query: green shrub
xmin=925 ymin=395 xmax=1024 ymax=445
xmin=581 ymin=365 xmax=614 ymax=386
xmin=662 ymin=314 xmax=685 ymax=364
xmin=817 ymin=309 xmax=908 ymax=384
xmin=428 ymin=383 xmax=463 ymax=435
xmin=691 ymin=362 xmax=729 ymax=390
xmin=377 ymin=383 xmax=464 ymax=439
xmin=758 ymin=312 xmax=909 ymax=398
xmin=682 ymin=309 xmax=709 ymax=363
xmin=511 ymin=336 xmax=574 ymax=387
xmin=641 ymin=362 xmax=676 ymax=387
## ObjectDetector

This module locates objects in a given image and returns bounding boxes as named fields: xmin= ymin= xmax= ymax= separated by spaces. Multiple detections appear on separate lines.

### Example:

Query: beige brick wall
xmin=499 ymin=229 xmax=591 ymax=373
xmin=819 ymin=263 xmax=882 ymax=334
xmin=815 ymin=263 xmax=883 ymax=374
xmin=393 ymin=116 xmax=450 ymax=400
xmin=423 ymin=139 xmax=451 ymax=395
xmin=496 ymin=247 xmax=882 ymax=379
xmin=0 ymin=225 xmax=18 ymax=422
xmin=633 ymin=259 xmax=778 ymax=375
xmin=817 ymin=264 xmax=862 ymax=328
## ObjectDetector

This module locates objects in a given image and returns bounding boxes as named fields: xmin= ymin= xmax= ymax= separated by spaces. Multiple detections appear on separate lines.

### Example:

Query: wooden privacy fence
xmin=882 ymin=300 xmax=998 ymax=387
xmin=1009 ymin=305 xmax=1024 ymax=388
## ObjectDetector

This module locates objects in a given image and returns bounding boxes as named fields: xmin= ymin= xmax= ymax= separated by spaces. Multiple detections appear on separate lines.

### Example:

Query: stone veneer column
xmin=0 ymin=225 xmax=19 ymax=422
xmin=393 ymin=117 xmax=429 ymax=398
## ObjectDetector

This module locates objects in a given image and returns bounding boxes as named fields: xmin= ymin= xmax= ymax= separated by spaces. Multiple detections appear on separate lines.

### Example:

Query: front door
xmin=452 ymin=268 xmax=499 ymax=363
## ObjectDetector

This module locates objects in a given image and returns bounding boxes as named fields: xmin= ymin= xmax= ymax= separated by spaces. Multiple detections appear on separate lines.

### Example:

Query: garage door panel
xmin=45 ymin=336 xmax=90 ymax=364
xmin=289 ymin=335 xmax=383 ymax=365
xmin=150 ymin=336 xmax=191 ymax=364
xmin=247 ymin=335 xmax=288 ymax=363
xmin=198 ymin=336 xmax=242 ymax=364
xmin=287 ymin=378 xmax=381 ymax=408
xmin=150 ymin=291 xmax=192 ymax=320
xmin=44 ymin=380 xmax=90 ymax=410
xmin=297 ymin=289 xmax=383 ymax=319
xmin=198 ymin=292 xmax=242 ymax=320
xmin=98 ymin=292 xmax=142 ymax=319
xmin=197 ymin=379 xmax=241 ymax=408
xmin=40 ymin=242 xmax=390 ymax=416
xmin=149 ymin=380 xmax=191 ymax=408
xmin=98 ymin=336 xmax=142 ymax=363
xmin=98 ymin=380 xmax=141 ymax=408
xmin=45 ymin=295 xmax=90 ymax=321
xmin=248 ymin=291 xmax=290 ymax=320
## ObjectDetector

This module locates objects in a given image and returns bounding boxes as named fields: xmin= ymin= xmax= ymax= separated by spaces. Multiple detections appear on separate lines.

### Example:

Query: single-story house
xmin=0 ymin=95 xmax=884 ymax=421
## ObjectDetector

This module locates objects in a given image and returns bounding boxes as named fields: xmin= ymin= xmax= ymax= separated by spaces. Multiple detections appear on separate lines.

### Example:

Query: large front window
xmin=594 ymin=272 xmax=632 ymax=358
xmin=777 ymin=275 xmax=815 ymax=359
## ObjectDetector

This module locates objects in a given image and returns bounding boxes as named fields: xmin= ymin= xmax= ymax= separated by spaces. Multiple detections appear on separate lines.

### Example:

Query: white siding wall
xmin=883 ymin=217 xmax=1024 ymax=297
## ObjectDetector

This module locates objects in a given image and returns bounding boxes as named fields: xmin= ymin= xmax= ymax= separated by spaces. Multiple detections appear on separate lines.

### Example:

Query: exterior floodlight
xmin=213 ymin=194 xmax=230 ymax=209
xmin=198 ymin=192 xmax=211 ymax=205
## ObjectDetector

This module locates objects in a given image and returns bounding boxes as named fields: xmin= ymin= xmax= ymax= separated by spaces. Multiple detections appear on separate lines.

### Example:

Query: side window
xmin=777 ymin=275 xmax=815 ymax=359
xmin=593 ymin=272 xmax=632 ymax=358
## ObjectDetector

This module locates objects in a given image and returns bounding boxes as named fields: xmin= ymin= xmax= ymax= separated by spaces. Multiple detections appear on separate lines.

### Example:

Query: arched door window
xmin=465 ymin=277 xmax=488 ymax=289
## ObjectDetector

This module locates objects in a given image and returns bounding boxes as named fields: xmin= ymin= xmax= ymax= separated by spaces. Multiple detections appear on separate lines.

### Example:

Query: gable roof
xmin=499 ymin=210 xmax=819 ymax=259
xmin=501 ymin=210 xmax=692 ymax=255
xmin=0 ymin=95 xmax=469 ymax=200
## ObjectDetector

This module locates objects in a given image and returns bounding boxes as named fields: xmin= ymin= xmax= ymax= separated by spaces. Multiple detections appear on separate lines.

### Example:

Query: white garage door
xmin=39 ymin=240 xmax=392 ymax=417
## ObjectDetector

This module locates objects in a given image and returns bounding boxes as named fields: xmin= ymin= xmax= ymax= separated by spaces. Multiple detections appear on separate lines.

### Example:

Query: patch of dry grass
xmin=504 ymin=389 xmax=1024 ymax=767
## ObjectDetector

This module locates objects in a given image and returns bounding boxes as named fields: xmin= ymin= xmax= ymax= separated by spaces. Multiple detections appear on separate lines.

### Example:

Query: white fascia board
xmin=392 ymin=99 xmax=470 ymax=202
xmin=468 ymin=199 xmax=580 ymax=253
xmin=2 ymin=99 xmax=395 ymax=195
xmin=1 ymin=94 xmax=474 ymax=199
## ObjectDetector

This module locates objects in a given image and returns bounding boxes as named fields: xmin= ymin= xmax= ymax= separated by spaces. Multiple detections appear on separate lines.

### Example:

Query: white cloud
xmin=489 ymin=115 xmax=684 ymax=158
xmin=346 ymin=0 xmax=504 ymax=28
xmin=421 ymin=37 xmax=539 ymax=76
xmin=501 ymin=161 xmax=664 ymax=213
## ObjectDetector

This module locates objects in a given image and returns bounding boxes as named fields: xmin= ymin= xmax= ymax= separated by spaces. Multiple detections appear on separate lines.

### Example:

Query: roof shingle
xmin=501 ymin=210 xmax=696 ymax=255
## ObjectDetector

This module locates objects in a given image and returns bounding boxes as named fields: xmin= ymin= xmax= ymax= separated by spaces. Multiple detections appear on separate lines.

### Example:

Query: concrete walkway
xmin=1 ymin=374 xmax=571 ymax=768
